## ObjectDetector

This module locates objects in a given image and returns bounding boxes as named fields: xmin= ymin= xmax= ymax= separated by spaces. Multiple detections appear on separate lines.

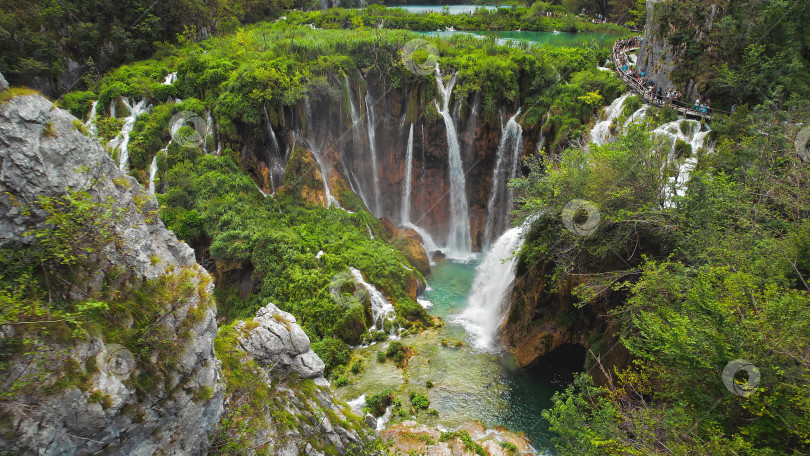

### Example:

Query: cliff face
xmin=636 ymin=0 xmax=728 ymax=101
xmin=0 ymin=93 xmax=223 ymax=454
xmin=501 ymin=254 xmax=630 ymax=381
xmin=239 ymin=75 xmax=528 ymax=252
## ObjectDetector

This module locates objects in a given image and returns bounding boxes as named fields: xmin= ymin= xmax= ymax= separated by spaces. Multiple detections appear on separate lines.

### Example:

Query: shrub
xmin=409 ymin=392 xmax=430 ymax=409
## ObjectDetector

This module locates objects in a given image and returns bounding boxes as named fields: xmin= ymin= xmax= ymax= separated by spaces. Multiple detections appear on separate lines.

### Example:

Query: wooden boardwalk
xmin=610 ymin=44 xmax=723 ymax=120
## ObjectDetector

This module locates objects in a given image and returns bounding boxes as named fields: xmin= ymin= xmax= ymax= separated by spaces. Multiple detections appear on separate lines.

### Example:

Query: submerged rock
xmin=381 ymin=420 xmax=533 ymax=456
xmin=238 ymin=303 xmax=326 ymax=379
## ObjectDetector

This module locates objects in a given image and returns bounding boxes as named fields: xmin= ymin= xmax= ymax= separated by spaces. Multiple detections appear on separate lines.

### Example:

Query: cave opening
xmin=526 ymin=343 xmax=587 ymax=385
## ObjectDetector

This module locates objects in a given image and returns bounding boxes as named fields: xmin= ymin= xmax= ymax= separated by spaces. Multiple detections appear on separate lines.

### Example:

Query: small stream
xmin=337 ymin=259 xmax=580 ymax=452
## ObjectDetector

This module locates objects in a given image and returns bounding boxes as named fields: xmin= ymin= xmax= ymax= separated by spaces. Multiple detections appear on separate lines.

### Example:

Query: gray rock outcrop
xmin=238 ymin=303 xmax=326 ymax=379
xmin=0 ymin=94 xmax=223 ymax=454
xmin=0 ymin=71 xmax=8 ymax=91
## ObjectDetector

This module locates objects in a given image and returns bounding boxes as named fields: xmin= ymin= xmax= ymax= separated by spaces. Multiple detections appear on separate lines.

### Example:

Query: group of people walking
xmin=612 ymin=36 xmax=713 ymax=118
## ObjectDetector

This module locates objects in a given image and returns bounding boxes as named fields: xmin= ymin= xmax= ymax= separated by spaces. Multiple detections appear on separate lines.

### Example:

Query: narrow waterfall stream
xmin=483 ymin=109 xmax=523 ymax=248
xmin=401 ymin=124 xmax=414 ymax=224
xmin=435 ymin=64 xmax=472 ymax=254
xmin=304 ymin=98 xmax=340 ymax=208
xmin=108 ymin=98 xmax=148 ymax=172
xmin=85 ymin=100 xmax=98 ymax=137
xmin=364 ymin=92 xmax=382 ymax=216
xmin=589 ymin=93 xmax=630 ymax=146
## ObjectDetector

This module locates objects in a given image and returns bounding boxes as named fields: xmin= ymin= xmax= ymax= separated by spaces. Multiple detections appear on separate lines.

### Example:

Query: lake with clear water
xmin=390 ymin=4 xmax=506 ymax=14
xmin=422 ymin=30 xmax=620 ymax=48
xmin=337 ymin=258 xmax=580 ymax=452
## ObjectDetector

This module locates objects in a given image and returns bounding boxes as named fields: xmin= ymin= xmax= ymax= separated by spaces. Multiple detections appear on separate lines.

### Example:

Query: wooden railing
xmin=610 ymin=42 xmax=729 ymax=120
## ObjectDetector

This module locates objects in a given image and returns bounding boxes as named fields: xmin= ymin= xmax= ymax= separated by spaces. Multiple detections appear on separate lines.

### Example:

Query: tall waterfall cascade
xmin=589 ymin=93 xmax=631 ymax=146
xmin=434 ymin=64 xmax=472 ymax=254
xmin=303 ymin=98 xmax=339 ymax=208
xmin=454 ymin=223 xmax=528 ymax=351
xmin=345 ymin=77 xmax=374 ymax=212
xmin=108 ymin=98 xmax=148 ymax=172
xmin=364 ymin=92 xmax=382 ymax=216
xmin=483 ymin=109 xmax=523 ymax=248
xmin=401 ymin=124 xmax=415 ymax=224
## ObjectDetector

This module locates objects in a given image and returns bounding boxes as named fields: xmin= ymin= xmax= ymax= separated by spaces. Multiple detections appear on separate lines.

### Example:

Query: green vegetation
xmin=0 ymin=179 xmax=213 ymax=403
xmin=649 ymin=0 xmax=810 ymax=107
xmin=512 ymin=97 xmax=810 ymax=454
xmin=155 ymin=140 xmax=429 ymax=347
xmin=288 ymin=5 xmax=630 ymax=34
xmin=408 ymin=392 xmax=430 ymax=409
xmin=364 ymin=388 xmax=394 ymax=417
xmin=0 ymin=0 xmax=307 ymax=91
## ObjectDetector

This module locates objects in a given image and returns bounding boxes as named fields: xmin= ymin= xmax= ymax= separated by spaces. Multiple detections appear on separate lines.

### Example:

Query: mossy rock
xmin=277 ymin=144 xmax=327 ymax=207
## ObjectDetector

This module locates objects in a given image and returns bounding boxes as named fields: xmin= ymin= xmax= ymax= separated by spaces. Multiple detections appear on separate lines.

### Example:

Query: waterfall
xmin=148 ymin=155 xmax=158 ymax=195
xmin=653 ymin=119 xmax=712 ymax=204
xmin=162 ymin=72 xmax=177 ymax=85
xmin=402 ymin=223 xmax=440 ymax=255
xmin=483 ymin=109 xmax=522 ymax=248
xmin=401 ymin=124 xmax=414 ymax=224
xmin=108 ymin=97 xmax=148 ymax=172
xmin=303 ymin=99 xmax=339 ymax=208
xmin=434 ymin=64 xmax=471 ymax=254
xmin=84 ymin=100 xmax=98 ymax=137
xmin=345 ymin=77 xmax=374 ymax=211
xmin=364 ymin=92 xmax=382 ymax=216
xmin=453 ymin=224 xmax=527 ymax=351
xmin=348 ymin=267 xmax=398 ymax=337
xmin=589 ymin=93 xmax=631 ymax=146
xmin=263 ymin=105 xmax=284 ymax=191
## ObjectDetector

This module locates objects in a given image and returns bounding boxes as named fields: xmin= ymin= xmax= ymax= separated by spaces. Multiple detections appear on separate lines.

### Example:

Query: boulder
xmin=239 ymin=303 xmax=326 ymax=379
xmin=0 ymin=72 xmax=7 ymax=91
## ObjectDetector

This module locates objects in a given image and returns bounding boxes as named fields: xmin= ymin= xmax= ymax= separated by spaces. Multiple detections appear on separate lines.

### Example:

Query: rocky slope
xmin=214 ymin=303 xmax=368 ymax=455
xmin=0 ymin=81 xmax=370 ymax=455
xmin=0 ymin=88 xmax=223 ymax=454
xmin=636 ymin=0 xmax=727 ymax=101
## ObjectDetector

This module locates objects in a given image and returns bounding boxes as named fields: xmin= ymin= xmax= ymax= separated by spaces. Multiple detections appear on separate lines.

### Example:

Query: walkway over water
xmin=610 ymin=39 xmax=728 ymax=120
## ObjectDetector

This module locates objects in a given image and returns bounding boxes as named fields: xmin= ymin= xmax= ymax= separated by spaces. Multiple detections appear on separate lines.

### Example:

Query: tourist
xmin=730 ymin=104 xmax=737 ymax=114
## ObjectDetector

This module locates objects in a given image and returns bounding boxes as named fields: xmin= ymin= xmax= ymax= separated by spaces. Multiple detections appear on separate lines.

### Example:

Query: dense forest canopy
xmin=1 ymin=0 xmax=809 ymax=454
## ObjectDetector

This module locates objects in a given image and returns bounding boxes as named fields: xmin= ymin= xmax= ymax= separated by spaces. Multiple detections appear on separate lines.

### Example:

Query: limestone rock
xmin=239 ymin=303 xmax=326 ymax=379
xmin=0 ymin=94 xmax=223 ymax=455
xmin=0 ymin=72 xmax=7 ymax=91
